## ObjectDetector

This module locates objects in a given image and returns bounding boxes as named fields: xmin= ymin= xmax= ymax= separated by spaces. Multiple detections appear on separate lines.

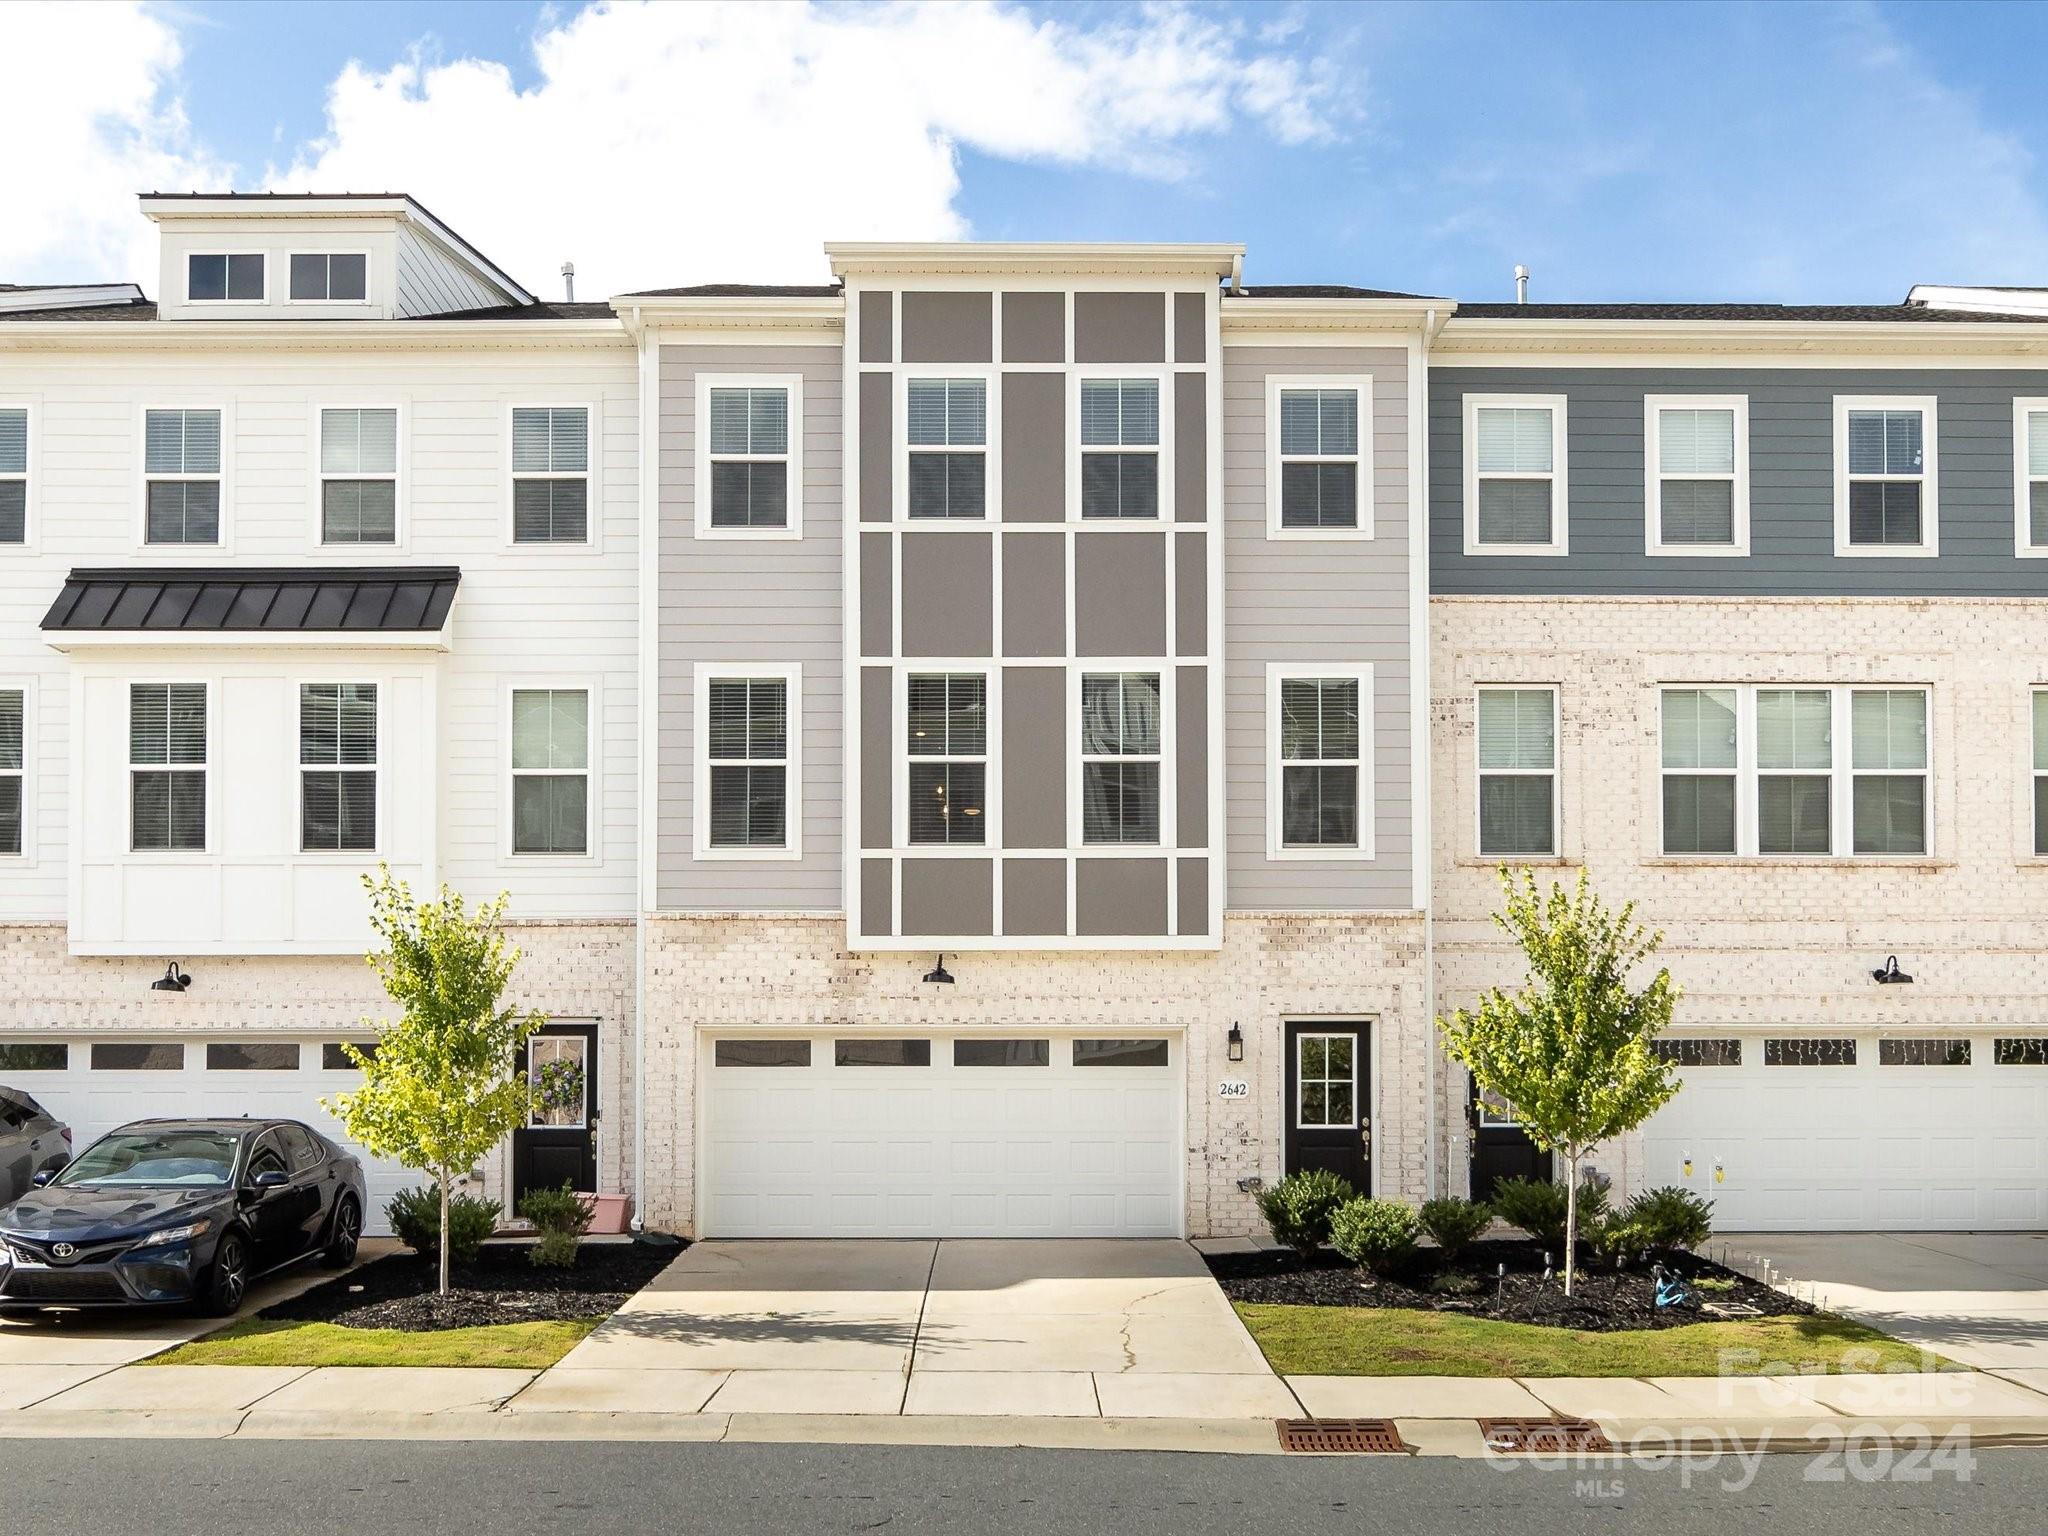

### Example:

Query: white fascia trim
xmin=1221 ymin=297 xmax=1454 ymax=334
xmin=825 ymin=242 xmax=1242 ymax=280
xmin=0 ymin=320 xmax=628 ymax=352
xmin=1831 ymin=394 xmax=1940 ymax=558
xmin=1643 ymin=394 xmax=1751 ymax=557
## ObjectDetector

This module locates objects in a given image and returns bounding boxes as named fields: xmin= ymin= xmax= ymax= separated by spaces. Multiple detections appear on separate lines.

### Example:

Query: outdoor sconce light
xmin=150 ymin=961 xmax=191 ymax=994
xmin=1227 ymin=1022 xmax=1244 ymax=1062
xmin=922 ymin=953 xmax=955 ymax=985
xmin=1872 ymin=955 xmax=1914 ymax=985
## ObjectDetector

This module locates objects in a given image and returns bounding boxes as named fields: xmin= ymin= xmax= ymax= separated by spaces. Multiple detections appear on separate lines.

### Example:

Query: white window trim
xmin=2014 ymin=397 xmax=2048 ymax=558
xmin=1265 ymin=374 xmax=1373 ymax=541
xmin=1293 ymin=1030 xmax=1359 ymax=1130
xmin=503 ymin=680 xmax=600 ymax=862
xmin=1644 ymin=393 xmax=1750 ymax=557
xmin=1463 ymin=393 xmax=1569 ymax=556
xmin=1474 ymin=684 xmax=1560 ymax=859
xmin=1656 ymin=686 xmax=1740 ymax=857
xmin=1065 ymin=368 xmax=1173 ymax=528
xmin=0 ymin=399 xmax=35 ymax=551
xmin=127 ymin=679 xmax=211 ymax=857
xmin=0 ymin=678 xmax=30 ymax=863
xmin=283 ymin=249 xmax=372 ymax=306
xmin=901 ymin=669 xmax=991 ymax=850
xmin=694 ymin=373 xmax=803 ymax=541
xmin=184 ymin=250 xmax=267 ymax=306
xmin=1071 ymin=667 xmax=1168 ymax=848
xmin=311 ymin=403 xmax=406 ymax=553
xmin=894 ymin=369 xmax=1001 ymax=524
xmin=1265 ymin=662 xmax=1375 ymax=861
xmin=136 ymin=402 xmax=233 ymax=556
xmin=504 ymin=401 xmax=601 ymax=553
xmin=1833 ymin=394 xmax=1939 ymax=557
xmin=893 ymin=664 xmax=1000 ymax=856
xmin=692 ymin=661 xmax=803 ymax=862
xmin=296 ymin=680 xmax=381 ymax=857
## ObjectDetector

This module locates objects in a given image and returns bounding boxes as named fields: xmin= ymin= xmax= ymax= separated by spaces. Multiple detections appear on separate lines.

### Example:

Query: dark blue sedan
xmin=0 ymin=1118 xmax=366 ymax=1314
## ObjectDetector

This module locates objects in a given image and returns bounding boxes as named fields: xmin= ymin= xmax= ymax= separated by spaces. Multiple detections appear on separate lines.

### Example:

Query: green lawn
xmin=1236 ymin=1303 xmax=1957 ymax=1378
xmin=143 ymin=1316 xmax=601 ymax=1369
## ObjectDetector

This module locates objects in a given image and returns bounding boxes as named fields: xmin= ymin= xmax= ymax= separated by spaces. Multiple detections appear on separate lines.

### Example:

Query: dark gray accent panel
xmin=1175 ymin=531 xmax=1206 ymax=656
xmin=902 ymin=858 xmax=994 ymax=936
xmin=1003 ymin=859 xmax=1066 ymax=936
xmin=1002 ymin=532 xmax=1065 ymax=656
xmin=859 ymin=533 xmax=891 ymax=658
xmin=1174 ymin=292 xmax=1207 ymax=365
xmin=861 ymin=667 xmax=892 ymax=850
xmin=1176 ymin=664 xmax=1206 ymax=846
xmin=860 ymin=371 xmax=891 ymax=523
xmin=1074 ymin=292 xmax=1164 ymax=364
xmin=1002 ymin=292 xmax=1065 ymax=364
xmin=1002 ymin=372 xmax=1065 ymax=521
xmin=1176 ymin=857 xmax=1208 ymax=937
xmin=901 ymin=291 xmax=992 ymax=364
xmin=1076 ymin=858 xmax=1168 ymax=937
xmin=1431 ymin=366 xmax=2048 ymax=596
xmin=1175 ymin=371 xmax=1207 ymax=523
xmin=1002 ymin=666 xmax=1065 ymax=848
xmin=861 ymin=858 xmax=893 ymax=936
xmin=860 ymin=290 xmax=893 ymax=364
xmin=1074 ymin=532 xmax=1166 ymax=656
xmin=900 ymin=532 xmax=993 ymax=656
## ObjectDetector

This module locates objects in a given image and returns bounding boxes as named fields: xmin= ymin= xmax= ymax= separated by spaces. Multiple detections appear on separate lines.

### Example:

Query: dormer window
xmin=290 ymin=253 xmax=368 ymax=303
xmin=187 ymin=253 xmax=263 ymax=303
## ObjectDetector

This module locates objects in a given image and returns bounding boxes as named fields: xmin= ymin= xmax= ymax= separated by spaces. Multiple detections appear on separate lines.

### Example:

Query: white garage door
xmin=1643 ymin=1032 xmax=2048 ymax=1231
xmin=4 ymin=1038 xmax=415 ymax=1236
xmin=702 ymin=1032 xmax=1183 ymax=1237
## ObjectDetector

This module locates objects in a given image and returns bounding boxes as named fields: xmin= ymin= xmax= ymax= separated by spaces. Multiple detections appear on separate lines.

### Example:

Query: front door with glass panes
xmin=1468 ymin=1081 xmax=1553 ymax=1202
xmin=1283 ymin=1021 xmax=1370 ymax=1192
xmin=512 ymin=1024 xmax=598 ymax=1204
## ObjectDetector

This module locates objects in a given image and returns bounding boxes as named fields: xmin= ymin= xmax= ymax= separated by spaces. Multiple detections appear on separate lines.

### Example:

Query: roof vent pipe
xmin=561 ymin=261 xmax=576 ymax=303
xmin=1514 ymin=264 xmax=1529 ymax=304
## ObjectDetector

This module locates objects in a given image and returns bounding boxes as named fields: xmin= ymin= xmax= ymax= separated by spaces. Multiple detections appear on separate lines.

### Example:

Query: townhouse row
xmin=3 ymin=195 xmax=2045 ymax=1241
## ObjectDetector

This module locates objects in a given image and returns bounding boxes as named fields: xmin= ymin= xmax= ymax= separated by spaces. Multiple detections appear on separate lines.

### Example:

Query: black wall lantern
xmin=1872 ymin=955 xmax=1914 ymax=985
xmin=922 ymin=953 xmax=955 ymax=985
xmin=150 ymin=961 xmax=191 ymax=994
xmin=1226 ymin=1022 xmax=1244 ymax=1063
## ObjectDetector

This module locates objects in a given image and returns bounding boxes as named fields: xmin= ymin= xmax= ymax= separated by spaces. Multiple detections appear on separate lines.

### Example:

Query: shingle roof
xmin=1234 ymin=284 xmax=1445 ymax=301
xmin=403 ymin=300 xmax=619 ymax=321
xmin=1453 ymin=301 xmax=2048 ymax=323
xmin=42 ymin=567 xmax=461 ymax=634
xmin=621 ymin=283 xmax=844 ymax=298
xmin=0 ymin=301 xmax=157 ymax=322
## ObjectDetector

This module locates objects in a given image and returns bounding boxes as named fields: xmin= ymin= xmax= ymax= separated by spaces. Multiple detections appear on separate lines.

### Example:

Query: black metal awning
xmin=41 ymin=567 xmax=460 ymax=636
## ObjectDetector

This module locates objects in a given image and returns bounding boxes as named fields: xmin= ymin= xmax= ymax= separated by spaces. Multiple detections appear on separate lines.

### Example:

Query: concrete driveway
xmin=526 ymin=1238 xmax=1298 ymax=1419
xmin=1730 ymin=1231 xmax=2048 ymax=1375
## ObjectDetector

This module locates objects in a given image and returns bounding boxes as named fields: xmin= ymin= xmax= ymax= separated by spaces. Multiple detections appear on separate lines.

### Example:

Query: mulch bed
xmin=257 ymin=1238 xmax=684 ymax=1332
xmin=1207 ymin=1239 xmax=1811 ymax=1333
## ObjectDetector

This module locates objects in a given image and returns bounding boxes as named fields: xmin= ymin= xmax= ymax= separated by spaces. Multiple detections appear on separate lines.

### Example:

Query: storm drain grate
xmin=1479 ymin=1417 xmax=1614 ymax=1454
xmin=1275 ymin=1418 xmax=1411 ymax=1454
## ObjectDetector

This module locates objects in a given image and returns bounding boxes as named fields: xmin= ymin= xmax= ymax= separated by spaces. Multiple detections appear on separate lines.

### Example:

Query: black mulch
xmin=257 ymin=1238 xmax=685 ymax=1332
xmin=1206 ymin=1239 xmax=1811 ymax=1333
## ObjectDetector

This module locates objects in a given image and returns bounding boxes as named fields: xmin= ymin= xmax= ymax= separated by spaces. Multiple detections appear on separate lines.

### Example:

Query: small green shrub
xmin=1623 ymin=1186 xmax=1714 ymax=1255
xmin=531 ymin=1228 xmax=580 ymax=1268
xmin=1428 ymin=1270 xmax=1483 ymax=1297
xmin=1487 ymin=1176 xmax=1609 ymax=1251
xmin=386 ymin=1186 xmax=501 ymax=1266
xmin=1694 ymin=1275 xmax=1737 ymax=1294
xmin=1586 ymin=1211 xmax=1648 ymax=1270
xmin=1329 ymin=1197 xmax=1420 ymax=1275
xmin=1417 ymin=1197 xmax=1493 ymax=1262
xmin=517 ymin=1182 xmax=595 ymax=1268
xmin=1257 ymin=1169 xmax=1355 ymax=1259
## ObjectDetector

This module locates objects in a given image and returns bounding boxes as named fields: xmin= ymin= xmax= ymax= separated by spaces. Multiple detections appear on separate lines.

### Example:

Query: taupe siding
xmin=1002 ymin=667 xmax=1065 ymax=848
xmin=1075 ymin=292 xmax=1166 ymax=364
xmin=902 ymin=291 xmax=992 ymax=364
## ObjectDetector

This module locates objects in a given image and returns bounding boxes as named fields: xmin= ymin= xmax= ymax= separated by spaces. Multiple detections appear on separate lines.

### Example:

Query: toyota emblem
xmin=49 ymin=1243 xmax=76 ymax=1261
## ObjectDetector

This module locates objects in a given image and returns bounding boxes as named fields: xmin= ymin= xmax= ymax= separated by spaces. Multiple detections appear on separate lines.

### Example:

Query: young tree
xmin=1439 ymin=868 xmax=1680 ymax=1295
xmin=324 ymin=869 xmax=544 ymax=1296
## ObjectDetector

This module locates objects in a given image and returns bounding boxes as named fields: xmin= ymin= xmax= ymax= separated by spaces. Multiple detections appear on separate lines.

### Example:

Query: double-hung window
xmin=1272 ymin=669 xmax=1369 ymax=855
xmin=319 ymin=408 xmax=398 ymax=544
xmin=1080 ymin=672 xmax=1161 ymax=843
xmin=2034 ymin=691 xmax=2048 ymax=857
xmin=1079 ymin=379 xmax=1160 ymax=519
xmin=1835 ymin=396 xmax=1937 ymax=554
xmin=701 ymin=379 xmax=796 ymax=533
xmin=2015 ymin=399 xmax=2048 ymax=555
xmin=907 ymin=674 xmax=986 ymax=844
xmin=1646 ymin=396 xmax=1747 ymax=553
xmin=510 ymin=688 xmax=590 ymax=855
xmin=299 ymin=683 xmax=376 ymax=852
xmin=1464 ymin=395 xmax=1566 ymax=554
xmin=702 ymin=673 xmax=794 ymax=853
xmin=1269 ymin=379 xmax=1365 ymax=534
xmin=289 ymin=253 xmax=367 ymax=302
xmin=1756 ymin=689 xmax=1833 ymax=854
xmin=906 ymin=379 xmax=987 ymax=518
xmin=511 ymin=406 xmax=590 ymax=544
xmin=0 ymin=689 xmax=20 ymax=856
xmin=0 ymin=407 xmax=25 ymax=544
xmin=1660 ymin=688 xmax=1738 ymax=854
xmin=143 ymin=408 xmax=222 ymax=545
xmin=1850 ymin=690 xmax=1928 ymax=855
xmin=130 ymin=683 xmax=206 ymax=852
xmin=187 ymin=252 xmax=263 ymax=302
xmin=1475 ymin=687 xmax=1556 ymax=856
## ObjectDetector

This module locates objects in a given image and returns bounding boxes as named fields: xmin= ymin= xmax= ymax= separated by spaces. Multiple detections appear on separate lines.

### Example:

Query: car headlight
xmin=131 ymin=1219 xmax=212 ymax=1249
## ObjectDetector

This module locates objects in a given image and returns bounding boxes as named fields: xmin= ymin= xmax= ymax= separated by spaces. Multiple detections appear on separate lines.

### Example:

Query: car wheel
xmin=324 ymin=1196 xmax=361 ymax=1268
xmin=202 ymin=1231 xmax=249 ymax=1317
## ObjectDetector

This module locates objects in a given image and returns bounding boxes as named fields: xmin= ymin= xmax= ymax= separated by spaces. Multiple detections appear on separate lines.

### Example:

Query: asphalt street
xmin=1 ymin=1437 xmax=2043 ymax=1535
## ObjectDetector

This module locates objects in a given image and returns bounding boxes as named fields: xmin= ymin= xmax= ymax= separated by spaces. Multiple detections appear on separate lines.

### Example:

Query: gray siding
xmin=1431 ymin=367 xmax=2048 ymax=596
xmin=392 ymin=225 xmax=504 ymax=317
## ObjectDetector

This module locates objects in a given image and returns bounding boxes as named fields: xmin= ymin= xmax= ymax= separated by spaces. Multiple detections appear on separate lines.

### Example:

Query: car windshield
xmin=53 ymin=1131 xmax=241 ymax=1188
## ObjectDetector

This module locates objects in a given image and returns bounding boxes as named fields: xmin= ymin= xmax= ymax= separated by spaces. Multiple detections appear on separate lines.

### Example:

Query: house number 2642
xmin=1217 ymin=1080 xmax=1250 ymax=1098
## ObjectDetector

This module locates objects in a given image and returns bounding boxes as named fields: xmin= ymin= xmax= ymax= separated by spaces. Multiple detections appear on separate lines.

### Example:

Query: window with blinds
xmin=907 ymin=674 xmax=986 ymax=844
xmin=319 ymin=408 xmax=399 ymax=544
xmin=705 ymin=677 xmax=790 ymax=849
xmin=2034 ymin=691 xmax=2048 ymax=857
xmin=907 ymin=379 xmax=987 ymax=518
xmin=511 ymin=406 xmax=591 ymax=543
xmin=1274 ymin=386 xmax=1361 ymax=531
xmin=510 ymin=689 xmax=589 ymax=854
xmin=1851 ymin=689 xmax=1927 ymax=855
xmin=0 ymin=689 xmax=21 ymax=857
xmin=1660 ymin=688 xmax=1737 ymax=854
xmin=707 ymin=385 xmax=790 ymax=529
xmin=1756 ymin=688 xmax=1831 ymax=854
xmin=1080 ymin=672 xmax=1161 ymax=843
xmin=289 ymin=252 xmax=367 ymax=302
xmin=2018 ymin=401 xmax=2048 ymax=552
xmin=1467 ymin=397 xmax=1563 ymax=551
xmin=130 ymin=683 xmax=206 ymax=852
xmin=1079 ymin=379 xmax=1160 ymax=519
xmin=1837 ymin=398 xmax=1934 ymax=551
xmin=143 ymin=408 xmax=222 ymax=545
xmin=1647 ymin=397 xmax=1745 ymax=551
xmin=0 ymin=407 xmax=25 ymax=544
xmin=187 ymin=252 xmax=263 ymax=302
xmin=1277 ymin=675 xmax=1363 ymax=849
xmin=1476 ymin=687 xmax=1556 ymax=856
xmin=299 ymin=683 xmax=377 ymax=852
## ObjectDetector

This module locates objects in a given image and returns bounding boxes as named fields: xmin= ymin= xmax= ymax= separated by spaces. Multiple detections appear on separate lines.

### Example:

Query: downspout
xmin=630 ymin=304 xmax=655 ymax=1232
xmin=1415 ymin=307 xmax=1440 ymax=1201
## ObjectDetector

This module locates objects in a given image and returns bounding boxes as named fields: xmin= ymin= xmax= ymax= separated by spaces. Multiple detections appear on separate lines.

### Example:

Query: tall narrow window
xmin=1272 ymin=382 xmax=1363 ymax=532
xmin=1465 ymin=396 xmax=1565 ymax=552
xmin=1080 ymin=672 xmax=1161 ymax=843
xmin=705 ymin=384 xmax=791 ymax=530
xmin=1275 ymin=673 xmax=1364 ymax=851
xmin=300 ymin=683 xmax=377 ymax=852
xmin=319 ymin=407 xmax=398 ymax=544
xmin=0 ymin=689 xmax=21 ymax=856
xmin=510 ymin=689 xmax=589 ymax=855
xmin=2016 ymin=400 xmax=2048 ymax=554
xmin=143 ymin=408 xmax=222 ymax=544
xmin=1660 ymin=688 xmax=1738 ymax=855
xmin=289 ymin=253 xmax=367 ymax=302
xmin=1836 ymin=397 xmax=1935 ymax=553
xmin=1756 ymin=689 xmax=1832 ymax=855
xmin=2034 ymin=691 xmax=2048 ymax=857
xmin=705 ymin=677 xmax=790 ymax=850
xmin=907 ymin=674 xmax=986 ymax=844
xmin=0 ymin=407 xmax=25 ymax=543
xmin=1476 ymin=687 xmax=1556 ymax=856
xmin=130 ymin=683 xmax=206 ymax=852
xmin=511 ymin=406 xmax=590 ymax=543
xmin=187 ymin=252 xmax=263 ymax=302
xmin=1851 ymin=689 xmax=1927 ymax=855
xmin=1079 ymin=379 xmax=1160 ymax=519
xmin=1647 ymin=397 xmax=1745 ymax=552
xmin=906 ymin=379 xmax=987 ymax=518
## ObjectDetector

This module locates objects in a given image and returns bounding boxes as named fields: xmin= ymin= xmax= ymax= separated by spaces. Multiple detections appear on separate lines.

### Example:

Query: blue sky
xmin=11 ymin=1 xmax=2048 ymax=302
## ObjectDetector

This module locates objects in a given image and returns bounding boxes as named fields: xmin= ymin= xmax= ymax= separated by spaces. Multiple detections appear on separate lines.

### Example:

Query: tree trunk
xmin=1563 ymin=1151 xmax=1579 ymax=1297
xmin=438 ymin=1165 xmax=451 ymax=1298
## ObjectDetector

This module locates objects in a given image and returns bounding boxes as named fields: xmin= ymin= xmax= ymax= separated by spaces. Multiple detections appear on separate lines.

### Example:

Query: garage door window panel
xmin=1072 ymin=1038 xmax=1169 ymax=1067
xmin=91 ymin=1042 xmax=183 ymax=1070
xmin=834 ymin=1039 xmax=932 ymax=1067
xmin=1879 ymin=1038 xmax=1970 ymax=1066
xmin=206 ymin=1042 xmax=300 ymax=1071
xmin=1653 ymin=1037 xmax=1742 ymax=1066
xmin=1764 ymin=1038 xmax=1857 ymax=1066
xmin=954 ymin=1038 xmax=1049 ymax=1067
xmin=0 ymin=1043 xmax=65 ymax=1071
xmin=321 ymin=1042 xmax=377 ymax=1071
xmin=1994 ymin=1038 xmax=2048 ymax=1066
xmin=714 ymin=1039 xmax=811 ymax=1068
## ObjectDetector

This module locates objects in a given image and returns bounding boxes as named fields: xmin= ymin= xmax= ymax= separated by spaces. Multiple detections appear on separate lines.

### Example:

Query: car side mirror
xmin=247 ymin=1169 xmax=289 ymax=1196
xmin=29 ymin=1169 xmax=55 ymax=1188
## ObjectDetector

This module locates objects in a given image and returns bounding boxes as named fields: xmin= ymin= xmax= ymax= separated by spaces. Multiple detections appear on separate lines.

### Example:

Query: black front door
xmin=1468 ymin=1079 xmax=1553 ymax=1203
xmin=1282 ymin=1021 xmax=1371 ymax=1193
xmin=512 ymin=1024 xmax=599 ymax=1205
